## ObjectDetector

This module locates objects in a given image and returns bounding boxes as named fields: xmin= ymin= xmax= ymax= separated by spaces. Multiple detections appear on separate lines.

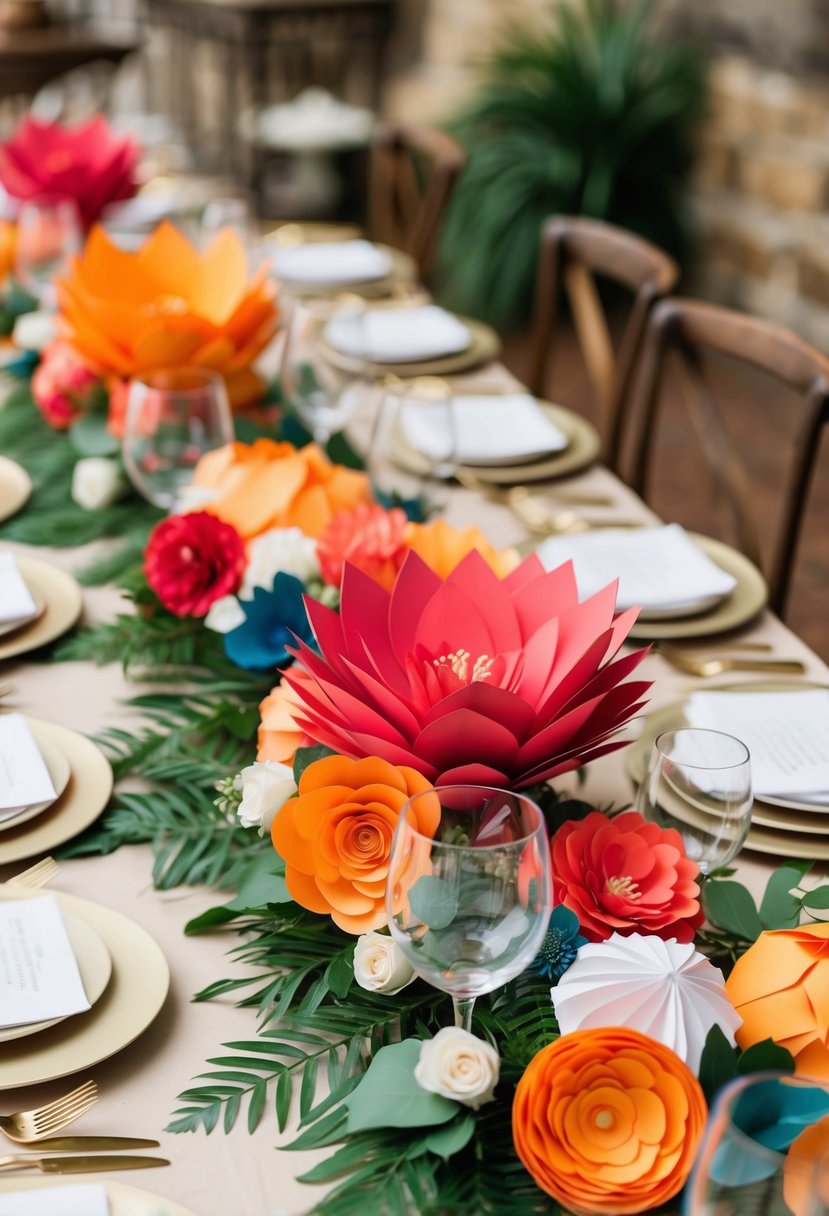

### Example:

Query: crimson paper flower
xmin=145 ymin=511 xmax=246 ymax=617
xmin=552 ymin=810 xmax=703 ymax=943
xmin=317 ymin=503 xmax=408 ymax=591
xmin=285 ymin=549 xmax=650 ymax=788
xmin=0 ymin=116 xmax=138 ymax=228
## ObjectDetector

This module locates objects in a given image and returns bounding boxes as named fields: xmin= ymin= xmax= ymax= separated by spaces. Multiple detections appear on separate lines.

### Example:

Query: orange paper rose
xmin=405 ymin=517 xmax=519 ymax=580
xmin=55 ymin=222 xmax=278 ymax=408
xmin=191 ymin=439 xmax=371 ymax=540
xmin=271 ymin=754 xmax=439 ymax=934
xmin=512 ymin=1027 xmax=707 ymax=1215
xmin=726 ymin=923 xmax=829 ymax=1080
xmin=257 ymin=682 xmax=314 ymax=766
xmin=0 ymin=220 xmax=15 ymax=284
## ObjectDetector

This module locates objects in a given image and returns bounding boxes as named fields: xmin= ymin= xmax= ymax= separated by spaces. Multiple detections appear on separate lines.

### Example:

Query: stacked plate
xmin=0 ymin=1180 xmax=195 ymax=1215
xmin=0 ymin=456 xmax=31 ymax=523
xmin=272 ymin=238 xmax=418 ymax=300
xmin=0 ymin=551 xmax=83 ymax=663
xmin=321 ymin=304 xmax=502 ymax=377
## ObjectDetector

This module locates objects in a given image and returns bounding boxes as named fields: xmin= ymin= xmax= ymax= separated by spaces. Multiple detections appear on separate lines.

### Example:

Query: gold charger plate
xmin=0 ymin=588 xmax=45 ymax=639
xmin=0 ymin=717 xmax=113 ymax=865
xmin=320 ymin=315 xmax=502 ymax=379
xmin=0 ymin=888 xmax=112 ymax=1044
xmin=276 ymin=243 xmax=418 ymax=299
xmin=0 ymin=1179 xmax=195 ymax=1215
xmin=0 ymin=886 xmax=169 ymax=1089
xmin=0 ymin=456 xmax=31 ymax=524
xmin=627 ymin=534 xmax=767 ymax=641
xmin=0 ymin=555 xmax=82 ymax=662
xmin=0 ymin=728 xmax=71 ymax=834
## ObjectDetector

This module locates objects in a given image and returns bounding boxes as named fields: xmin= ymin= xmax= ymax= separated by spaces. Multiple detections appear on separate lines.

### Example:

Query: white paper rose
xmin=414 ymin=1027 xmax=500 ymax=1110
xmin=12 ymin=309 xmax=56 ymax=352
xmin=204 ymin=594 xmax=246 ymax=634
xmin=237 ymin=760 xmax=297 ymax=833
xmin=242 ymin=527 xmax=320 ymax=595
xmin=353 ymin=932 xmax=416 ymax=995
xmin=71 ymin=456 xmax=123 ymax=510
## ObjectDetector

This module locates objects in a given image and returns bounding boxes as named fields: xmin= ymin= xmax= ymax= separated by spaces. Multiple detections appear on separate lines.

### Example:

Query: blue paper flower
xmin=534 ymin=905 xmax=588 ymax=983
xmin=223 ymin=573 xmax=314 ymax=672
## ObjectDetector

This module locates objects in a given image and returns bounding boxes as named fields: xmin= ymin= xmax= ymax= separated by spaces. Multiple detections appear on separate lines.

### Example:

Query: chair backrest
xmin=367 ymin=122 xmax=465 ymax=283
xmin=529 ymin=216 xmax=679 ymax=470
xmin=626 ymin=297 xmax=829 ymax=618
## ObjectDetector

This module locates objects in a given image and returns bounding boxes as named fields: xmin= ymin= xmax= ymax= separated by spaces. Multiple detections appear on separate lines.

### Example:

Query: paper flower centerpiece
xmin=56 ymin=223 xmax=279 ymax=409
xmin=285 ymin=549 xmax=650 ymax=788
xmin=145 ymin=511 xmax=246 ymax=617
xmin=257 ymin=682 xmax=314 ymax=765
xmin=0 ymin=116 xmax=138 ymax=228
xmin=512 ymin=1026 xmax=707 ymax=1214
xmin=726 ymin=922 xmax=829 ymax=1080
xmin=552 ymin=932 xmax=741 ymax=1071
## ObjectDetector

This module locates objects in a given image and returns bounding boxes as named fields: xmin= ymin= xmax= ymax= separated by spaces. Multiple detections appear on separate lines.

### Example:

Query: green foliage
xmin=344 ymin=1040 xmax=458 ymax=1132
xmin=437 ymin=0 xmax=706 ymax=327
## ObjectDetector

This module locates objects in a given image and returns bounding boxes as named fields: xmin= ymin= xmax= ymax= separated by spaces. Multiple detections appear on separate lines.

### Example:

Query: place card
xmin=402 ymin=393 xmax=568 ymax=466
xmin=0 ymin=1184 xmax=110 ymax=1215
xmin=0 ymin=895 xmax=91 ymax=1028
xmin=0 ymin=552 xmax=37 ymax=625
xmin=0 ymin=713 xmax=56 ymax=821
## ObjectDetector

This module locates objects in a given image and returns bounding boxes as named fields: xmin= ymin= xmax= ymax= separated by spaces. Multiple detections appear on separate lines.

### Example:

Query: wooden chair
xmin=367 ymin=122 xmax=465 ymax=283
xmin=626 ymin=297 xmax=829 ymax=618
xmin=529 ymin=216 xmax=679 ymax=471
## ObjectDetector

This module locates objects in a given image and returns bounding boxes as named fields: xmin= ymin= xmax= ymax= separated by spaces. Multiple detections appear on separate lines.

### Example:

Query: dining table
xmin=0 ymin=348 xmax=827 ymax=1216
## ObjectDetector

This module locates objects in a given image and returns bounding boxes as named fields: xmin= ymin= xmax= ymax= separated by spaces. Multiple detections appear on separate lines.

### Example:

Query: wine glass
xmin=279 ymin=295 xmax=369 ymax=447
xmin=386 ymin=785 xmax=552 ymax=1032
xmin=121 ymin=367 xmax=234 ymax=508
xmin=638 ymin=728 xmax=752 ymax=873
xmin=14 ymin=200 xmax=82 ymax=307
xmin=367 ymin=375 xmax=456 ymax=517
xmin=684 ymin=1072 xmax=829 ymax=1216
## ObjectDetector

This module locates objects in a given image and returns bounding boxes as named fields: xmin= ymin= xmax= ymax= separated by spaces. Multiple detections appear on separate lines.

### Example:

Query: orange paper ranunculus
xmin=55 ymin=222 xmax=278 ymax=409
xmin=271 ymin=754 xmax=439 ymax=934
xmin=191 ymin=439 xmax=371 ymax=540
xmin=257 ymin=682 xmax=314 ymax=766
xmin=726 ymin=923 xmax=829 ymax=1080
xmin=512 ymin=1027 xmax=707 ymax=1215
xmin=0 ymin=220 xmax=15 ymax=284
xmin=405 ymin=517 xmax=519 ymax=580
xmin=317 ymin=502 xmax=409 ymax=590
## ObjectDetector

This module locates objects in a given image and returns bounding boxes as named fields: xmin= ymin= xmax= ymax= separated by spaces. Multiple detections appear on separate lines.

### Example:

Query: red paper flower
xmin=552 ymin=810 xmax=703 ymax=943
xmin=317 ymin=503 xmax=408 ymax=591
xmin=144 ymin=511 xmax=246 ymax=617
xmin=285 ymin=550 xmax=650 ymax=788
xmin=31 ymin=340 xmax=103 ymax=429
xmin=0 ymin=115 xmax=138 ymax=228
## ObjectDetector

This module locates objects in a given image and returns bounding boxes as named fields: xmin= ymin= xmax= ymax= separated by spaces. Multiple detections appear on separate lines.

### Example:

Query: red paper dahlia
xmin=285 ymin=549 xmax=650 ymax=789
xmin=144 ymin=511 xmax=246 ymax=617
xmin=552 ymin=810 xmax=703 ymax=943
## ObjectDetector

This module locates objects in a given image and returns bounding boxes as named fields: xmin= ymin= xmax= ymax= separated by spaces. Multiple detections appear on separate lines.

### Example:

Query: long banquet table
xmin=1 ymin=362 xmax=827 ymax=1215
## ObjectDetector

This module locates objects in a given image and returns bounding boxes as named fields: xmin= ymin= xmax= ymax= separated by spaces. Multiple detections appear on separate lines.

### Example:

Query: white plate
xmin=325 ymin=304 xmax=472 ymax=363
xmin=0 ymin=1180 xmax=197 ymax=1215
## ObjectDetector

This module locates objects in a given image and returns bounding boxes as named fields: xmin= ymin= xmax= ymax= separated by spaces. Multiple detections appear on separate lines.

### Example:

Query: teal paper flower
xmin=223 ymin=573 xmax=314 ymax=673
xmin=534 ymin=905 xmax=587 ymax=983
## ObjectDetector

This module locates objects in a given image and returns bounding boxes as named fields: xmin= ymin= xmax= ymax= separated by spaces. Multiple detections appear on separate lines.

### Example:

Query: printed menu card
xmin=0 ymin=894 xmax=90 ymax=1028
xmin=0 ymin=713 xmax=56 ymax=821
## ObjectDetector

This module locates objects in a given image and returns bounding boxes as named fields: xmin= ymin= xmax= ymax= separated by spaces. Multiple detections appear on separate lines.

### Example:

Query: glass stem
xmin=452 ymin=996 xmax=475 ymax=1033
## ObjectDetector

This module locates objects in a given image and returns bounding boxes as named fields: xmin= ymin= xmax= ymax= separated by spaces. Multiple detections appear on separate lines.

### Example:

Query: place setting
xmin=269 ymin=235 xmax=419 ymax=298
xmin=0 ymin=551 xmax=83 ymax=664
xmin=0 ymin=457 xmax=31 ymax=524
xmin=0 ymin=1181 xmax=197 ymax=1216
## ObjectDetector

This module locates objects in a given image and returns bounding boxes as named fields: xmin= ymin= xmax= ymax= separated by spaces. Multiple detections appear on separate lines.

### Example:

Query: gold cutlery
xmin=28 ymin=1136 xmax=160 ymax=1152
xmin=0 ymin=1081 xmax=98 ymax=1144
xmin=658 ymin=650 xmax=806 ymax=678
xmin=7 ymin=856 xmax=58 ymax=889
xmin=0 ymin=1153 xmax=170 ymax=1173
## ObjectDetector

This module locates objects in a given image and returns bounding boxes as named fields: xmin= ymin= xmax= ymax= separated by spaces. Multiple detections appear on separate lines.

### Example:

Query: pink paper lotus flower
xmin=285 ymin=550 xmax=650 ymax=788
xmin=0 ymin=116 xmax=138 ymax=228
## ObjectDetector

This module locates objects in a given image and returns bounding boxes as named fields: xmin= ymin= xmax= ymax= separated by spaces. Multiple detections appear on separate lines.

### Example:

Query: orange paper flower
xmin=726 ymin=923 xmax=829 ymax=1080
xmin=271 ymin=754 xmax=438 ymax=934
xmin=0 ymin=220 xmax=15 ymax=284
xmin=512 ymin=1027 xmax=707 ymax=1214
xmin=191 ymin=439 xmax=371 ymax=540
xmin=784 ymin=1114 xmax=829 ymax=1216
xmin=405 ymin=517 xmax=519 ymax=580
xmin=317 ymin=502 xmax=409 ymax=591
xmin=55 ymin=222 xmax=278 ymax=409
xmin=257 ymin=682 xmax=314 ymax=766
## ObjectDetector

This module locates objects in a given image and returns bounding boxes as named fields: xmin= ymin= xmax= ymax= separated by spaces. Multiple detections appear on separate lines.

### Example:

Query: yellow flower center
xmin=605 ymin=875 xmax=642 ymax=900
xmin=433 ymin=650 xmax=494 ymax=683
xmin=594 ymin=1108 xmax=614 ymax=1130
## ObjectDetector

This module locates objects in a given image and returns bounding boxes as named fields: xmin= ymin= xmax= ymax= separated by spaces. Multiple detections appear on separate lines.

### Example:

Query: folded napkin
xmin=402 ymin=392 xmax=568 ymax=466
xmin=0 ymin=1186 xmax=110 ymax=1216
xmin=537 ymin=524 xmax=738 ymax=615
xmin=0 ymin=894 xmax=91 ymax=1028
xmin=686 ymin=689 xmax=829 ymax=804
xmin=0 ymin=712 xmax=56 ymax=819
xmin=326 ymin=305 xmax=472 ymax=363
xmin=0 ymin=552 xmax=37 ymax=626
xmin=276 ymin=239 xmax=391 ymax=285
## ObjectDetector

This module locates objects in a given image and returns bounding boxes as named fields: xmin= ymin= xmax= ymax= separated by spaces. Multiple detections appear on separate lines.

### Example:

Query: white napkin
xmin=0 ymin=1186 xmax=110 ymax=1216
xmin=537 ymin=524 xmax=738 ymax=614
xmin=401 ymin=393 xmax=568 ymax=466
xmin=0 ymin=713 xmax=56 ymax=820
xmin=0 ymin=895 xmax=91 ymax=1028
xmin=275 ymin=240 xmax=391 ymax=284
xmin=325 ymin=305 xmax=471 ymax=363
xmin=686 ymin=690 xmax=829 ymax=804
xmin=0 ymin=552 xmax=37 ymax=626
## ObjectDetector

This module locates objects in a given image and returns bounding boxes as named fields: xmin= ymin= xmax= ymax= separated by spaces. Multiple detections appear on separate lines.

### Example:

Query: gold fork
xmin=6 ymin=857 xmax=59 ymax=889
xmin=0 ymin=1081 xmax=98 ymax=1144
xmin=658 ymin=649 xmax=805 ymax=678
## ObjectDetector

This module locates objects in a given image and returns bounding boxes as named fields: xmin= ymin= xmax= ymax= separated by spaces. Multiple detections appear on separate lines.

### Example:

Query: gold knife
xmin=33 ymin=1137 xmax=161 ymax=1152
xmin=0 ymin=1154 xmax=170 ymax=1173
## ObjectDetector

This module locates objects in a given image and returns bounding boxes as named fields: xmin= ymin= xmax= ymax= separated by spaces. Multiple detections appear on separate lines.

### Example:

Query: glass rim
xmin=395 ymin=784 xmax=547 ymax=851
xmin=126 ymin=366 xmax=227 ymax=395
xmin=707 ymin=1070 xmax=829 ymax=1169
xmin=654 ymin=727 xmax=750 ymax=770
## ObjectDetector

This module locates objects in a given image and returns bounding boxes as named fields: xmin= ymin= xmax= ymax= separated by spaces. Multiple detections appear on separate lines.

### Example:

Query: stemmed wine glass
xmin=121 ymin=367 xmax=234 ymax=508
xmin=367 ymin=375 xmax=456 ymax=516
xmin=386 ymin=785 xmax=552 ymax=1032
xmin=14 ymin=200 xmax=82 ymax=307
xmin=638 ymin=728 xmax=753 ymax=873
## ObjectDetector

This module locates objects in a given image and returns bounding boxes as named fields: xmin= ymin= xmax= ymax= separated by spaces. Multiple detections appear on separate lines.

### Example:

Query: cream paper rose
xmin=204 ymin=594 xmax=246 ymax=634
xmin=353 ymin=931 xmax=416 ymax=996
xmin=71 ymin=456 xmax=123 ymax=510
xmin=242 ymin=527 xmax=320 ymax=595
xmin=414 ymin=1027 xmax=500 ymax=1110
xmin=237 ymin=760 xmax=297 ymax=833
